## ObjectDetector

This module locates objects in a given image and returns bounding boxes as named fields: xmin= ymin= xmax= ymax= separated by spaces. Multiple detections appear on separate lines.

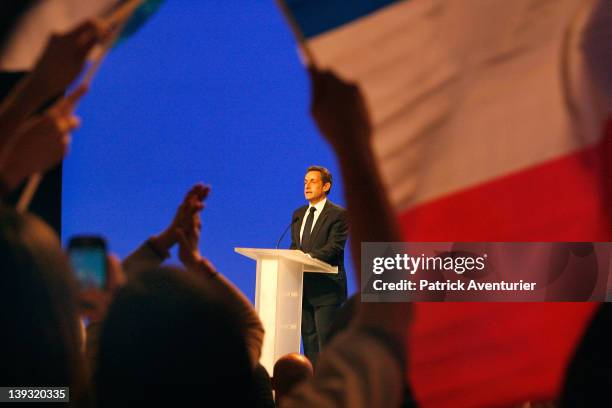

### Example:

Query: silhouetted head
xmin=249 ymin=363 xmax=275 ymax=408
xmin=95 ymin=267 xmax=252 ymax=406
xmin=272 ymin=353 xmax=313 ymax=404
xmin=0 ymin=206 xmax=87 ymax=403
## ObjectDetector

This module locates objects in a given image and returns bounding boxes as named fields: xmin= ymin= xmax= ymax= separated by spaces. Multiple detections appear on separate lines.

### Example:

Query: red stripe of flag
xmin=402 ymin=120 xmax=612 ymax=407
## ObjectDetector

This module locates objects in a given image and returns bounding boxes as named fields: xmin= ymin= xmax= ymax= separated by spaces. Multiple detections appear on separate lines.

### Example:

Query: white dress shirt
xmin=299 ymin=198 xmax=327 ymax=245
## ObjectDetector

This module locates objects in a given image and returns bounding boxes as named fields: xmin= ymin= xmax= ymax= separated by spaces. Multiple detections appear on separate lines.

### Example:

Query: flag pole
xmin=16 ymin=173 xmax=41 ymax=212
xmin=275 ymin=0 xmax=317 ymax=67
xmin=82 ymin=0 xmax=144 ymax=86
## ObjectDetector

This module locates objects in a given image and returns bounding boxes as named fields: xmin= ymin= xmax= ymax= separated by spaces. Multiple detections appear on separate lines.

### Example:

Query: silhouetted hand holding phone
xmin=77 ymin=254 xmax=126 ymax=323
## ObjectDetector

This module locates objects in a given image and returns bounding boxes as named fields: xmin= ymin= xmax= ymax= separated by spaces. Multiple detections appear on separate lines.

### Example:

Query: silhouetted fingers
xmin=69 ymin=19 xmax=108 ymax=50
xmin=53 ymin=84 xmax=88 ymax=116
xmin=106 ymin=254 xmax=126 ymax=292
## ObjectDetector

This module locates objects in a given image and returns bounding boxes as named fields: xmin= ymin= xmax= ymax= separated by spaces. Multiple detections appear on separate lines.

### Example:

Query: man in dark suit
xmin=290 ymin=165 xmax=348 ymax=365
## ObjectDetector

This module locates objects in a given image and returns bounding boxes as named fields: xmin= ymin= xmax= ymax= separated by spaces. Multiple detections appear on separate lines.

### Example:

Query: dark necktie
xmin=300 ymin=207 xmax=317 ymax=252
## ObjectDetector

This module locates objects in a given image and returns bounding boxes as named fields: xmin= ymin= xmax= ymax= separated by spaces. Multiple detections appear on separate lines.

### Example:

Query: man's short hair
xmin=307 ymin=165 xmax=332 ymax=195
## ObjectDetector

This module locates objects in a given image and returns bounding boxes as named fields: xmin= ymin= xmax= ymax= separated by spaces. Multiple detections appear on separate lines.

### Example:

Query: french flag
xmin=280 ymin=0 xmax=612 ymax=406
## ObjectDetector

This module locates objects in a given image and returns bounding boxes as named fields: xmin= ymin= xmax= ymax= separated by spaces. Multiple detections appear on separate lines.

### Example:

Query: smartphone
xmin=68 ymin=235 xmax=107 ymax=289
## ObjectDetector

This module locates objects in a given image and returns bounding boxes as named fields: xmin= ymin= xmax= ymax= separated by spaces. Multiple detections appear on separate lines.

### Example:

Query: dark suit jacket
xmin=290 ymin=200 xmax=348 ymax=306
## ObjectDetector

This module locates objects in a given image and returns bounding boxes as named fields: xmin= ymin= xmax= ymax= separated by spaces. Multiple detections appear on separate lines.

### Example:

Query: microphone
xmin=276 ymin=216 xmax=299 ymax=249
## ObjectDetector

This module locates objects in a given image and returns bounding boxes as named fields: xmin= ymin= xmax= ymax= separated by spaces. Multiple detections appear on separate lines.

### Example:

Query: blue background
xmin=62 ymin=1 xmax=356 ymax=302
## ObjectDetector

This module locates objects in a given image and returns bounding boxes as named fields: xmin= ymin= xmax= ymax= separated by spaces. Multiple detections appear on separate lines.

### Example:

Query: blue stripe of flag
xmin=284 ymin=0 xmax=401 ymax=39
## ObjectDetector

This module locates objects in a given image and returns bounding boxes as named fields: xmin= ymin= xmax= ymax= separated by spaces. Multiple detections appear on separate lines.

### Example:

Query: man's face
xmin=304 ymin=171 xmax=329 ymax=204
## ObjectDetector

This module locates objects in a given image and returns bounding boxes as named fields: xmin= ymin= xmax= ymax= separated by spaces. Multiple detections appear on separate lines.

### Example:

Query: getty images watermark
xmin=361 ymin=242 xmax=612 ymax=302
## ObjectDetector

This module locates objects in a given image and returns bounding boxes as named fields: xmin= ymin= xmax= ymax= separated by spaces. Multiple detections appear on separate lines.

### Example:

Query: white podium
xmin=235 ymin=248 xmax=337 ymax=374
